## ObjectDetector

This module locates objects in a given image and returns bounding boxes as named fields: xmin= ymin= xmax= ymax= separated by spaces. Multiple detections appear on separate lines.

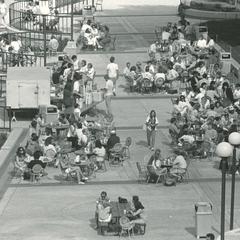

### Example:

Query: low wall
xmin=0 ymin=128 xmax=28 ymax=199
xmin=184 ymin=8 xmax=240 ymax=19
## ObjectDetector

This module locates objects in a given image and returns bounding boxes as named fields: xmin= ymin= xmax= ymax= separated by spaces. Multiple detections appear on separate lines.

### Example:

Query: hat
xmin=110 ymin=129 xmax=116 ymax=134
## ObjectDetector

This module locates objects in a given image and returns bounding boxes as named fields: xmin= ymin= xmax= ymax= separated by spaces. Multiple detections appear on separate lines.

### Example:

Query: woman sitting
xmin=93 ymin=140 xmax=106 ymax=170
xmin=128 ymin=196 xmax=146 ymax=233
xmin=15 ymin=147 xmax=30 ymax=179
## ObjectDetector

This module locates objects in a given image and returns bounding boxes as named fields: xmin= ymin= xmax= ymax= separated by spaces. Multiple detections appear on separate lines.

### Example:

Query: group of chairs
xmin=136 ymin=161 xmax=189 ymax=185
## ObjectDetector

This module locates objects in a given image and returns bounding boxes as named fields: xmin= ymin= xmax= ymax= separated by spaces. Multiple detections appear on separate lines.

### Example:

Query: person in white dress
xmin=0 ymin=0 xmax=7 ymax=25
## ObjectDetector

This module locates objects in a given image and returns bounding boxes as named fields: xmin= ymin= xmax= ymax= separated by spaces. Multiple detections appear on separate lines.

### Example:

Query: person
xmin=48 ymin=35 xmax=59 ymax=53
xmin=0 ymin=0 xmax=7 ymax=25
xmin=58 ymin=150 xmax=88 ymax=185
xmin=103 ymin=74 xmax=114 ymax=120
xmin=97 ymin=191 xmax=110 ymax=206
xmin=170 ymin=154 xmax=187 ymax=177
xmin=106 ymin=56 xmax=119 ymax=95
xmin=15 ymin=147 xmax=30 ymax=179
xmin=128 ymin=196 xmax=146 ymax=228
xmin=206 ymin=233 xmax=215 ymax=240
xmin=106 ymin=128 xmax=120 ymax=157
xmin=95 ymin=191 xmax=111 ymax=228
xmin=71 ymin=55 xmax=81 ymax=72
xmin=25 ymin=133 xmax=42 ymax=156
xmin=29 ymin=120 xmax=39 ymax=137
xmin=93 ymin=140 xmax=106 ymax=170
xmin=123 ymin=62 xmax=131 ymax=78
xmin=145 ymin=110 xmax=159 ymax=151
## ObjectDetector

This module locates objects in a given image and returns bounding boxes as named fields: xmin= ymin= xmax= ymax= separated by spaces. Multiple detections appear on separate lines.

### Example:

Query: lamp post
xmin=216 ymin=142 xmax=233 ymax=240
xmin=228 ymin=132 xmax=240 ymax=230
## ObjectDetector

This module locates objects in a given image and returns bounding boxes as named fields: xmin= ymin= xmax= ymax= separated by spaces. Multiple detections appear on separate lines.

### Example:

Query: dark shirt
xmin=106 ymin=134 xmax=120 ymax=151
xmin=133 ymin=201 xmax=144 ymax=219
xmin=28 ymin=160 xmax=46 ymax=169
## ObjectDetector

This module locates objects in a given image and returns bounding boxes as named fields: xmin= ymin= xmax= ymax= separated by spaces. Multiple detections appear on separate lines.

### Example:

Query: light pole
xmin=228 ymin=132 xmax=240 ymax=230
xmin=216 ymin=142 xmax=233 ymax=240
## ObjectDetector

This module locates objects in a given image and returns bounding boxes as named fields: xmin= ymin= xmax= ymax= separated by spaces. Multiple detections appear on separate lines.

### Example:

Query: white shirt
xmin=11 ymin=41 xmax=21 ymax=53
xmin=73 ymin=59 xmax=80 ymax=71
xmin=107 ymin=63 xmax=119 ymax=78
xmin=73 ymin=80 xmax=80 ymax=93
xmin=173 ymin=155 xmax=187 ymax=169
xmin=93 ymin=147 xmax=106 ymax=162
xmin=155 ymin=73 xmax=165 ymax=81
xmin=87 ymin=67 xmax=95 ymax=80
xmin=197 ymin=39 xmax=207 ymax=49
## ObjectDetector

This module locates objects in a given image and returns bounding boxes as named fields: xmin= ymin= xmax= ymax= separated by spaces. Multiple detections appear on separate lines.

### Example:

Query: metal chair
xmin=136 ymin=162 xmax=148 ymax=183
xmin=30 ymin=164 xmax=43 ymax=182
xmin=146 ymin=165 xmax=164 ymax=184
xmin=45 ymin=148 xmax=56 ymax=165
xmin=109 ymin=143 xmax=124 ymax=165
xmin=119 ymin=216 xmax=134 ymax=237
xmin=122 ymin=137 xmax=132 ymax=160
xmin=141 ymin=78 xmax=152 ymax=94
xmin=95 ymin=0 xmax=103 ymax=11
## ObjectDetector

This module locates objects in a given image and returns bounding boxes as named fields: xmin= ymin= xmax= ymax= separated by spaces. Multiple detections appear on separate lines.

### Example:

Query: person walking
xmin=145 ymin=110 xmax=159 ymax=151
xmin=106 ymin=56 xmax=119 ymax=95
xmin=103 ymin=75 xmax=114 ymax=120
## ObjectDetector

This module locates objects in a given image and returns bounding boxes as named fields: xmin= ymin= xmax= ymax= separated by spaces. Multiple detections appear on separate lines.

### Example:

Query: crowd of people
xmin=14 ymin=108 xmax=125 ymax=184
xmin=76 ymin=19 xmax=113 ymax=51
xmin=123 ymin=16 xmax=217 ymax=94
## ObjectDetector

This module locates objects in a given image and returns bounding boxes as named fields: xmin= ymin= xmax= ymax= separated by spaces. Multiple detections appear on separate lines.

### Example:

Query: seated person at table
xmin=15 ymin=147 xmax=30 ymax=179
xmin=147 ymin=149 xmax=167 ymax=182
xmin=93 ymin=140 xmax=106 ymax=170
xmin=170 ymin=154 xmax=187 ymax=177
xmin=95 ymin=191 xmax=111 ymax=228
xmin=43 ymin=137 xmax=57 ymax=156
xmin=25 ymin=133 xmax=42 ymax=156
xmin=76 ymin=123 xmax=88 ymax=149
xmin=106 ymin=128 xmax=120 ymax=155
xmin=27 ymin=151 xmax=47 ymax=175
xmin=128 ymin=196 xmax=146 ymax=228
xmin=59 ymin=152 xmax=88 ymax=185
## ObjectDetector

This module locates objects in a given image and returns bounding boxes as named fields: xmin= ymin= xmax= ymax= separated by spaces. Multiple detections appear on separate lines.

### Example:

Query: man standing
xmin=104 ymin=75 xmax=113 ymax=120
xmin=106 ymin=56 xmax=119 ymax=95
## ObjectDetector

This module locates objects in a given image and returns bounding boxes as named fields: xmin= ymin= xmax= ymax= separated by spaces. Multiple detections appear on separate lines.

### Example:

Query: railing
xmin=0 ymin=100 xmax=11 ymax=132
xmin=0 ymin=51 xmax=44 ymax=73
xmin=9 ymin=1 xmax=72 ymax=34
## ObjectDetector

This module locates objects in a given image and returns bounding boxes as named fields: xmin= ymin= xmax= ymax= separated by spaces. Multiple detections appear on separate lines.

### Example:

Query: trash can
xmin=195 ymin=202 xmax=213 ymax=239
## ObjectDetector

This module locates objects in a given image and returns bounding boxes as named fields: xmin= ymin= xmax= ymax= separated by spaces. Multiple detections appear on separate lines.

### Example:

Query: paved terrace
xmin=0 ymin=1 xmax=240 ymax=240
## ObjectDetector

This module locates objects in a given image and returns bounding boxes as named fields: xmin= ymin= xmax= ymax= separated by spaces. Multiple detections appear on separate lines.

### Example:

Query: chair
xmin=141 ymin=78 xmax=152 ymax=93
xmin=136 ymin=162 xmax=148 ymax=183
xmin=122 ymin=137 xmax=132 ymax=160
xmin=95 ymin=0 xmax=103 ymax=11
xmin=119 ymin=216 xmax=134 ymax=237
xmin=146 ymin=165 xmax=164 ymax=184
xmin=45 ymin=148 xmax=56 ymax=165
xmin=58 ymin=160 xmax=74 ymax=181
xmin=109 ymin=143 xmax=123 ymax=165
xmin=30 ymin=164 xmax=43 ymax=182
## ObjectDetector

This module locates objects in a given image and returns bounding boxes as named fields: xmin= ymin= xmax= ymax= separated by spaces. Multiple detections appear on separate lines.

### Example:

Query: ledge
xmin=0 ymin=128 xmax=28 ymax=199
xmin=184 ymin=8 xmax=240 ymax=19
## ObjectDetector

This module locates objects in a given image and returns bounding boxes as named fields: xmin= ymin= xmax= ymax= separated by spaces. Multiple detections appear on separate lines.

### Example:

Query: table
xmin=110 ymin=201 xmax=131 ymax=221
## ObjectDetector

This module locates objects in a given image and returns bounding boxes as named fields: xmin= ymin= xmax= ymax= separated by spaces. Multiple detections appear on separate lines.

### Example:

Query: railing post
xmin=71 ymin=0 xmax=74 ymax=41
xmin=43 ymin=15 xmax=47 ymax=66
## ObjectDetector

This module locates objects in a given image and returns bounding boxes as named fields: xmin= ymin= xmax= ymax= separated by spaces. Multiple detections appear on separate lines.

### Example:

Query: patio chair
xmin=30 ymin=163 xmax=43 ymax=182
xmin=45 ymin=148 xmax=56 ymax=165
xmin=122 ymin=137 xmax=132 ymax=160
xmin=119 ymin=216 xmax=134 ymax=237
xmin=109 ymin=143 xmax=124 ymax=166
xmin=141 ymin=78 xmax=152 ymax=94
xmin=146 ymin=165 xmax=165 ymax=184
xmin=136 ymin=162 xmax=148 ymax=183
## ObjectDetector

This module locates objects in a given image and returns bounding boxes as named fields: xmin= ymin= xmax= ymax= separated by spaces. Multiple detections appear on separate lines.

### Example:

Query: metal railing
xmin=0 ymin=51 xmax=44 ymax=72
xmin=0 ymin=98 xmax=11 ymax=132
